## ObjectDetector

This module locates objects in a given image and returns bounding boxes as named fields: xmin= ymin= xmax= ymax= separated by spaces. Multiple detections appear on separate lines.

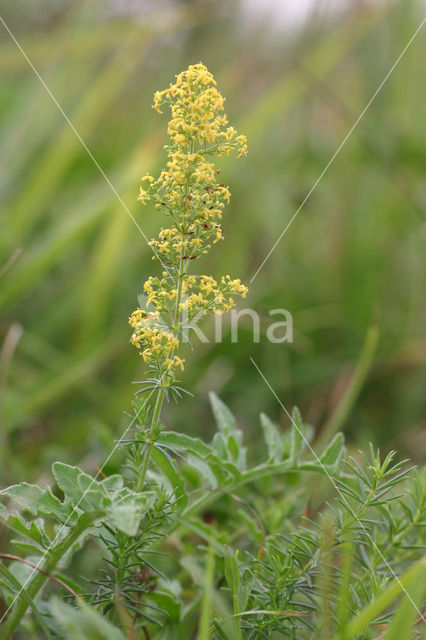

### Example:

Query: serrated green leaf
xmin=299 ymin=434 xmax=345 ymax=475
xmin=52 ymin=463 xmax=86 ymax=502
xmin=77 ymin=474 xmax=109 ymax=512
xmin=10 ymin=540 xmax=46 ymax=556
xmin=52 ymin=463 xmax=106 ymax=513
xmin=6 ymin=515 xmax=50 ymax=548
xmin=0 ymin=483 xmax=72 ymax=523
xmin=260 ymin=413 xmax=283 ymax=462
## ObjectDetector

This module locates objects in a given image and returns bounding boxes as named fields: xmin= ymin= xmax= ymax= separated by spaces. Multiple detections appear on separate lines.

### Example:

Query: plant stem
xmin=0 ymin=515 xmax=91 ymax=640
xmin=136 ymin=385 xmax=164 ymax=492
xmin=233 ymin=593 xmax=242 ymax=640
xmin=136 ymin=143 xmax=190 ymax=494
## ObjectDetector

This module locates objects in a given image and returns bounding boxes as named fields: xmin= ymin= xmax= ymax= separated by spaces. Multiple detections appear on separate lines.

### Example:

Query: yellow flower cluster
xmin=181 ymin=275 xmax=248 ymax=317
xmin=129 ymin=309 xmax=181 ymax=370
xmin=138 ymin=274 xmax=248 ymax=322
xmin=152 ymin=63 xmax=247 ymax=155
xmin=130 ymin=63 xmax=248 ymax=380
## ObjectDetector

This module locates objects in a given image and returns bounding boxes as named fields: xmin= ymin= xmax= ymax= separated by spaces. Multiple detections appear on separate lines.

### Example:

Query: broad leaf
xmin=3 ymin=514 xmax=50 ymax=547
xmin=52 ymin=463 xmax=106 ymax=514
xmin=100 ymin=475 xmax=124 ymax=492
xmin=0 ymin=483 xmax=72 ymax=523
xmin=106 ymin=492 xmax=151 ymax=537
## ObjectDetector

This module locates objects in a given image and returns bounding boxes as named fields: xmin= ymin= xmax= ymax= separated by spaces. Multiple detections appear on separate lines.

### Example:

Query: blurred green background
xmin=0 ymin=0 xmax=425 ymax=484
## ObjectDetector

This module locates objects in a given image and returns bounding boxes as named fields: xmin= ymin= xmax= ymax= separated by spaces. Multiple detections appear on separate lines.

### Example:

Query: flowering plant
xmin=0 ymin=64 xmax=424 ymax=640
xmin=129 ymin=63 xmax=247 ymax=388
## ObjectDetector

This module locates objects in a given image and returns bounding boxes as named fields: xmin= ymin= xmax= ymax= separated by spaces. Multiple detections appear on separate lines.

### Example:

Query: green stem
xmin=136 ymin=385 xmax=165 ymax=492
xmin=135 ymin=143 xmax=189 ymax=493
xmin=233 ymin=593 xmax=241 ymax=640
xmin=0 ymin=514 xmax=91 ymax=640
xmin=136 ymin=252 xmax=184 ymax=493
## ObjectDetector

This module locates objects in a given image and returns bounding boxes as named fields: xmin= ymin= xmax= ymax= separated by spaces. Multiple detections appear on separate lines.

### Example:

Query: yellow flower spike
xmin=130 ymin=63 xmax=248 ymax=381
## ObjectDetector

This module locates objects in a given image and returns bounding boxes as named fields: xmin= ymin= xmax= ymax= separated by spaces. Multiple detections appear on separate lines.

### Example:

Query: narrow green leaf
xmin=209 ymin=392 xmax=237 ymax=437
xmin=290 ymin=407 xmax=304 ymax=466
xmin=224 ymin=546 xmax=240 ymax=595
xmin=227 ymin=435 xmax=240 ymax=463
xmin=319 ymin=433 xmax=345 ymax=472
xmin=238 ymin=569 xmax=254 ymax=611
xmin=158 ymin=431 xmax=212 ymax=458
xmin=260 ymin=413 xmax=283 ymax=462
xmin=151 ymin=446 xmax=188 ymax=509
xmin=212 ymin=432 xmax=228 ymax=461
